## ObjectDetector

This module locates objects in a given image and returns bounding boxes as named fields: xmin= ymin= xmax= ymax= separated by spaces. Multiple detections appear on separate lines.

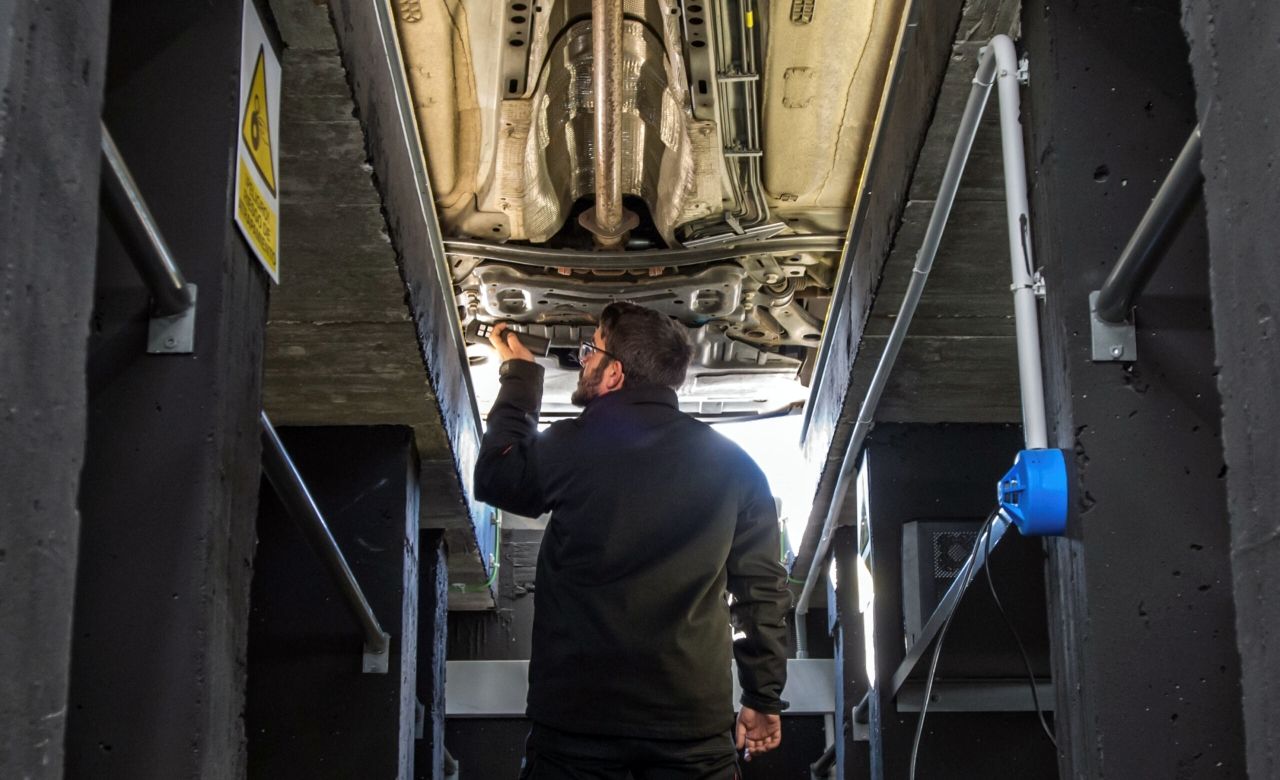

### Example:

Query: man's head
xmin=570 ymin=301 xmax=693 ymax=407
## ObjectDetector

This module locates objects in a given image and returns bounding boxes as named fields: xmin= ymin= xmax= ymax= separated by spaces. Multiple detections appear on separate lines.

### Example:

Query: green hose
xmin=451 ymin=508 xmax=501 ymax=594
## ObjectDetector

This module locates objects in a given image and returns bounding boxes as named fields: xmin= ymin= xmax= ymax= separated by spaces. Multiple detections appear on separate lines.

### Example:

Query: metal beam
xmin=444 ymin=659 xmax=837 ymax=717
xmin=896 ymin=679 xmax=1055 ymax=712
xmin=443 ymin=234 xmax=844 ymax=270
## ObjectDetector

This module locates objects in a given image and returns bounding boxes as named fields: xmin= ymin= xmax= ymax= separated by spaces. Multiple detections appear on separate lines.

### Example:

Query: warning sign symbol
xmin=241 ymin=46 xmax=276 ymax=197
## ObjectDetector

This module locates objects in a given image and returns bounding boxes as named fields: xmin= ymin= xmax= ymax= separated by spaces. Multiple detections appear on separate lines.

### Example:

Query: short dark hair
xmin=598 ymin=302 xmax=693 ymax=390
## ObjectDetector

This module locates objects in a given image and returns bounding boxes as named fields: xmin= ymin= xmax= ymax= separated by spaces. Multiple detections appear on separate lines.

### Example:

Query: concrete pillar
xmin=246 ymin=426 xmax=420 ymax=779
xmin=831 ymin=525 xmax=869 ymax=779
xmin=62 ymin=1 xmax=273 ymax=777
xmin=1022 ymin=0 xmax=1247 ymax=775
xmin=1182 ymin=3 xmax=1280 ymax=776
xmin=416 ymin=530 xmax=448 ymax=780
xmin=0 ymin=1 xmax=109 ymax=777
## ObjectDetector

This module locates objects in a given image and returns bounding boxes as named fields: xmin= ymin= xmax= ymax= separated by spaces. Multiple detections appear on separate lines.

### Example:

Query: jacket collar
xmin=584 ymin=383 xmax=679 ymax=413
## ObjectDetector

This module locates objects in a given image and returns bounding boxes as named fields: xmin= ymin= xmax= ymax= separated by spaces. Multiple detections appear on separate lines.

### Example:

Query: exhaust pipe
xmin=579 ymin=0 xmax=638 ymax=248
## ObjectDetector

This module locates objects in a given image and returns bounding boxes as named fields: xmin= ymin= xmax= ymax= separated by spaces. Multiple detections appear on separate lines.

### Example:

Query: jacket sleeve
xmin=473 ymin=359 xmax=549 ymax=519
xmin=726 ymin=468 xmax=791 ymax=714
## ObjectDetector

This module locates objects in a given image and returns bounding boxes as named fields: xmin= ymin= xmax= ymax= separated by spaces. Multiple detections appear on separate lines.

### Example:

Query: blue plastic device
xmin=997 ymin=448 xmax=1068 ymax=536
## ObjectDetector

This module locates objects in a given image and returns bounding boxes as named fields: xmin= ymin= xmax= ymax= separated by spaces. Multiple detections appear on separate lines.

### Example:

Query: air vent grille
xmin=933 ymin=531 xmax=978 ymax=579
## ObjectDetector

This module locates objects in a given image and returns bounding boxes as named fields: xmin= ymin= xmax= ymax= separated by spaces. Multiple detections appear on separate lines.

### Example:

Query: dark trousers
xmin=518 ymin=722 xmax=740 ymax=780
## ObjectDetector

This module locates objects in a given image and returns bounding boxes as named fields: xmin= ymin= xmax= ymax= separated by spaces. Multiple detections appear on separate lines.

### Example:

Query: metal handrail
xmin=99 ymin=122 xmax=193 ymax=316
xmin=809 ymin=742 xmax=837 ymax=779
xmin=259 ymin=411 xmax=391 ymax=672
xmin=794 ymin=36 xmax=1049 ymax=648
xmin=1095 ymin=126 xmax=1203 ymax=324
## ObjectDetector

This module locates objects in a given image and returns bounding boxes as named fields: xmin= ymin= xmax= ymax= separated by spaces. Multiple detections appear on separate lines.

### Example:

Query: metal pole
xmin=592 ymin=0 xmax=623 ymax=245
xmin=99 ymin=121 xmax=194 ymax=316
xmin=795 ymin=35 xmax=1047 ymax=619
xmin=795 ymin=47 xmax=997 ymax=622
xmin=991 ymin=35 xmax=1048 ymax=450
xmin=259 ymin=411 xmax=391 ymax=672
xmin=1095 ymin=125 xmax=1203 ymax=324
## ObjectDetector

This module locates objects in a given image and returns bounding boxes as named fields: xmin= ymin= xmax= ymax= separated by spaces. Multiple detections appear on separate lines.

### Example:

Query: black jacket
xmin=474 ymin=360 xmax=790 ymax=739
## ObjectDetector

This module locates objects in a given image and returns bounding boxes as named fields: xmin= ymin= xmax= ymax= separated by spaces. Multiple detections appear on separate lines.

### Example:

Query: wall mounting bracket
xmin=1089 ymin=290 xmax=1137 ymax=362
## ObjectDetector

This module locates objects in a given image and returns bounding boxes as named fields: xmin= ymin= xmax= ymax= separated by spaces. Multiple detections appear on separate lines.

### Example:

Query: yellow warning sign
xmin=238 ymin=158 xmax=278 ymax=274
xmin=235 ymin=0 xmax=281 ymax=283
xmin=241 ymin=46 xmax=276 ymax=197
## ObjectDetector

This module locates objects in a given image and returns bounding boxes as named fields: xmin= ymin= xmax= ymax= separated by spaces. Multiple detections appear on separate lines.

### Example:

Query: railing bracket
xmin=147 ymin=283 xmax=198 ymax=354
xmin=1089 ymin=126 xmax=1202 ymax=364
xmin=1089 ymin=290 xmax=1137 ymax=362
xmin=363 ymin=632 xmax=392 ymax=674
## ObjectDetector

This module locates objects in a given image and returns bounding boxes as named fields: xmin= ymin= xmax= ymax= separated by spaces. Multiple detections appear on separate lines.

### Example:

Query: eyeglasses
xmin=578 ymin=340 xmax=619 ymax=365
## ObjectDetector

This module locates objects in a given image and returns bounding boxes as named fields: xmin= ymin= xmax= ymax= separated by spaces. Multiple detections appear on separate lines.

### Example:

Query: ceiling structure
xmin=850 ymin=0 xmax=1022 ymax=425
xmin=264 ymin=0 xmax=493 ymax=608
xmin=260 ymin=0 xmax=1022 ymax=610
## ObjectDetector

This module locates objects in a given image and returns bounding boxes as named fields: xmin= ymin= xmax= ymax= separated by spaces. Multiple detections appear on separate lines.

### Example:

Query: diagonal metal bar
xmin=889 ymin=517 xmax=1010 ymax=696
xmin=1095 ymin=126 xmax=1203 ymax=325
xmin=259 ymin=411 xmax=391 ymax=673
xmin=99 ymin=121 xmax=193 ymax=317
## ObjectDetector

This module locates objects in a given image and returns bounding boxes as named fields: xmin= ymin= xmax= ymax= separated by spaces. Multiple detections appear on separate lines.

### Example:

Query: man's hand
xmin=488 ymin=322 xmax=535 ymax=363
xmin=735 ymin=706 xmax=781 ymax=760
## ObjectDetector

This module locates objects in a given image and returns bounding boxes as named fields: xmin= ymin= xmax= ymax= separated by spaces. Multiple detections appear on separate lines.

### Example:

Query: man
xmin=474 ymin=302 xmax=791 ymax=779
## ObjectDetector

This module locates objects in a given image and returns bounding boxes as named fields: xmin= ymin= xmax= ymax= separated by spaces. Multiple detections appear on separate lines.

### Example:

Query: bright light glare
xmin=714 ymin=413 xmax=819 ymax=563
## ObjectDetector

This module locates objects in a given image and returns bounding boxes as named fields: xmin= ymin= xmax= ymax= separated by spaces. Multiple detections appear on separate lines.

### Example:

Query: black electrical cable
xmin=908 ymin=510 xmax=999 ymax=780
xmin=984 ymin=513 xmax=1059 ymax=749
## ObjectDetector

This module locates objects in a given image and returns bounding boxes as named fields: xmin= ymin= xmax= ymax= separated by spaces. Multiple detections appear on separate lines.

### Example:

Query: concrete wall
xmin=1023 ymin=0 xmax=1246 ymax=776
xmin=62 ymin=1 xmax=273 ymax=777
xmin=246 ymin=426 xmax=419 ymax=779
xmin=1182 ymin=2 xmax=1280 ymax=776
xmin=0 ymin=1 xmax=109 ymax=777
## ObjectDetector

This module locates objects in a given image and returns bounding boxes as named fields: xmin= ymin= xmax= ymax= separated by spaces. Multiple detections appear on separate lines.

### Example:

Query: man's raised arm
xmin=473 ymin=325 xmax=547 ymax=518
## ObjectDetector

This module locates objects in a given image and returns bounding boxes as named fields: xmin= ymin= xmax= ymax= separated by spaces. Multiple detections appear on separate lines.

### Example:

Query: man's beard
xmin=570 ymin=359 xmax=607 ymax=407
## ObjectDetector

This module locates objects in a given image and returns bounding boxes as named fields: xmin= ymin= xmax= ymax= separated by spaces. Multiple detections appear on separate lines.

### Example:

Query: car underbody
xmin=390 ymin=0 xmax=905 ymax=415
